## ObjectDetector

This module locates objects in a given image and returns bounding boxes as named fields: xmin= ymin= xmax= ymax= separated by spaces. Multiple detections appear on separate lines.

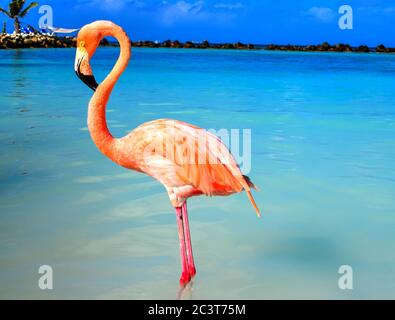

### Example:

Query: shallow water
xmin=0 ymin=48 xmax=395 ymax=299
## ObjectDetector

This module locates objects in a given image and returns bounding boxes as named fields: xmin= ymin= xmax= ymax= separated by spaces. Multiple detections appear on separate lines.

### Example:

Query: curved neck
xmin=87 ymin=24 xmax=131 ymax=161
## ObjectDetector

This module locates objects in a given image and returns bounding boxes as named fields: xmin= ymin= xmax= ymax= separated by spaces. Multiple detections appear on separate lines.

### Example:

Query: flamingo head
xmin=74 ymin=23 xmax=102 ymax=91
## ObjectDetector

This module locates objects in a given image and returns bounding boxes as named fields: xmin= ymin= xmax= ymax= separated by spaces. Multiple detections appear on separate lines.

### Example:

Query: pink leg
xmin=182 ymin=201 xmax=196 ymax=277
xmin=175 ymin=206 xmax=190 ymax=286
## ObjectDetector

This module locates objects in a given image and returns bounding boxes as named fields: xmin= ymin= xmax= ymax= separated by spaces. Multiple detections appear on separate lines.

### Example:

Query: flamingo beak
xmin=75 ymin=46 xmax=98 ymax=91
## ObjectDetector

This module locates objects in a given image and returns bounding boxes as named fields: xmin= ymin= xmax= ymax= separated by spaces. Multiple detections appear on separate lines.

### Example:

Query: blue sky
xmin=1 ymin=0 xmax=395 ymax=46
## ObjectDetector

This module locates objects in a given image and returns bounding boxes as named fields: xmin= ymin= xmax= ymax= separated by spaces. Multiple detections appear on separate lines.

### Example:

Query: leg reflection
xmin=176 ymin=278 xmax=195 ymax=300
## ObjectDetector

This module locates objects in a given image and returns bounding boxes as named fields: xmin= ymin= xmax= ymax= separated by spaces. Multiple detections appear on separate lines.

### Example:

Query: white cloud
xmin=75 ymin=0 xmax=238 ymax=26
xmin=161 ymin=1 xmax=206 ymax=25
xmin=306 ymin=7 xmax=335 ymax=22
xmin=76 ymin=0 xmax=145 ymax=11
xmin=357 ymin=6 xmax=395 ymax=14
xmin=214 ymin=2 xmax=244 ymax=10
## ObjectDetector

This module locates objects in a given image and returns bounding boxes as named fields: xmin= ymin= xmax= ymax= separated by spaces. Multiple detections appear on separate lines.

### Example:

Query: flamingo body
xmin=75 ymin=20 xmax=259 ymax=286
xmin=113 ymin=118 xmax=257 ymax=207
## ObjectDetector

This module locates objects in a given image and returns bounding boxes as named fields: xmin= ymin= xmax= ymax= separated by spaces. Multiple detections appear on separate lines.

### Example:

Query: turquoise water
xmin=1 ymin=47 xmax=395 ymax=299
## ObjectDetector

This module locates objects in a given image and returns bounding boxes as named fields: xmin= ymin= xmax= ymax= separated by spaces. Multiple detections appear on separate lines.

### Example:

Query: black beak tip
xmin=76 ymin=71 xmax=99 ymax=92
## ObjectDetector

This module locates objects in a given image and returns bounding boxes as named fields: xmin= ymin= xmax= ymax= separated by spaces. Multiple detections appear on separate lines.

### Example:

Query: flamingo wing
xmin=131 ymin=119 xmax=260 ymax=214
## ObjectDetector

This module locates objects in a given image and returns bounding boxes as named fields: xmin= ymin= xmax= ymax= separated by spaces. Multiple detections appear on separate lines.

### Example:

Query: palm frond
xmin=9 ymin=0 xmax=21 ymax=17
xmin=0 ymin=7 xmax=12 ymax=18
xmin=19 ymin=1 xmax=38 ymax=18
xmin=9 ymin=0 xmax=26 ymax=17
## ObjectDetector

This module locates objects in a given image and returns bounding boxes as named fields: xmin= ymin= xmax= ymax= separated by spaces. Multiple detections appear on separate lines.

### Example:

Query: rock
xmin=376 ymin=44 xmax=386 ymax=53
xmin=183 ymin=41 xmax=195 ymax=48
xmin=265 ymin=42 xmax=378 ymax=54
xmin=100 ymin=38 xmax=109 ymax=46
xmin=162 ymin=40 xmax=172 ymax=48
xmin=144 ymin=40 xmax=155 ymax=47
xmin=335 ymin=43 xmax=352 ymax=52
xmin=171 ymin=40 xmax=181 ymax=48
xmin=235 ymin=41 xmax=247 ymax=49
xmin=376 ymin=44 xmax=395 ymax=53
xmin=317 ymin=42 xmax=330 ymax=51
xmin=354 ymin=45 xmax=370 ymax=53
xmin=222 ymin=43 xmax=235 ymax=49
xmin=201 ymin=40 xmax=209 ymax=48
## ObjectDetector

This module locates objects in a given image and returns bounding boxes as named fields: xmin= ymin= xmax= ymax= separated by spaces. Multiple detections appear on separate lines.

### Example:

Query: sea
xmin=0 ymin=47 xmax=394 ymax=299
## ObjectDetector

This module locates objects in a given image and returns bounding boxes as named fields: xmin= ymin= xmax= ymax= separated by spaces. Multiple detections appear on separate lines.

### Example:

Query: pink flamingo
xmin=75 ymin=21 xmax=260 ymax=286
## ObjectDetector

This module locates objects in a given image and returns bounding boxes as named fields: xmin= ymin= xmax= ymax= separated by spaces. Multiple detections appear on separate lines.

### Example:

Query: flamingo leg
xmin=175 ymin=206 xmax=190 ymax=286
xmin=182 ymin=201 xmax=196 ymax=278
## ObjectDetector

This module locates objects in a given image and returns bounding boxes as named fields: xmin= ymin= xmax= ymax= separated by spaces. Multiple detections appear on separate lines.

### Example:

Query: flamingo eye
xmin=79 ymin=41 xmax=86 ymax=48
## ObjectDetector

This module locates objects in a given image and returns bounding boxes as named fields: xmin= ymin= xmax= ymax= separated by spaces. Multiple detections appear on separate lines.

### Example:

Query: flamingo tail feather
xmin=243 ymin=175 xmax=260 ymax=191
xmin=246 ymin=190 xmax=260 ymax=217
xmin=238 ymin=175 xmax=260 ymax=217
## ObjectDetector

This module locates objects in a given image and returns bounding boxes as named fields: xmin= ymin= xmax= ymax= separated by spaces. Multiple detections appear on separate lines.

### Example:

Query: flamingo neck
xmin=87 ymin=24 xmax=131 ymax=162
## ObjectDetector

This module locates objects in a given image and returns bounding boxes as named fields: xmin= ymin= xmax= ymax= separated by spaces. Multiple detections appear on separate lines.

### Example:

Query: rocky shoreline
xmin=266 ymin=42 xmax=395 ymax=53
xmin=1 ymin=33 xmax=394 ymax=53
xmin=0 ymin=33 xmax=110 ymax=49
xmin=0 ymin=34 xmax=254 ymax=50
xmin=0 ymin=33 xmax=76 ymax=49
xmin=131 ymin=39 xmax=255 ymax=50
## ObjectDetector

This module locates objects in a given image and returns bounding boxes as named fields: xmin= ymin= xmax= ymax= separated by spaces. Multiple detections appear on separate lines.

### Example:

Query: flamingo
xmin=74 ymin=20 xmax=260 ymax=287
